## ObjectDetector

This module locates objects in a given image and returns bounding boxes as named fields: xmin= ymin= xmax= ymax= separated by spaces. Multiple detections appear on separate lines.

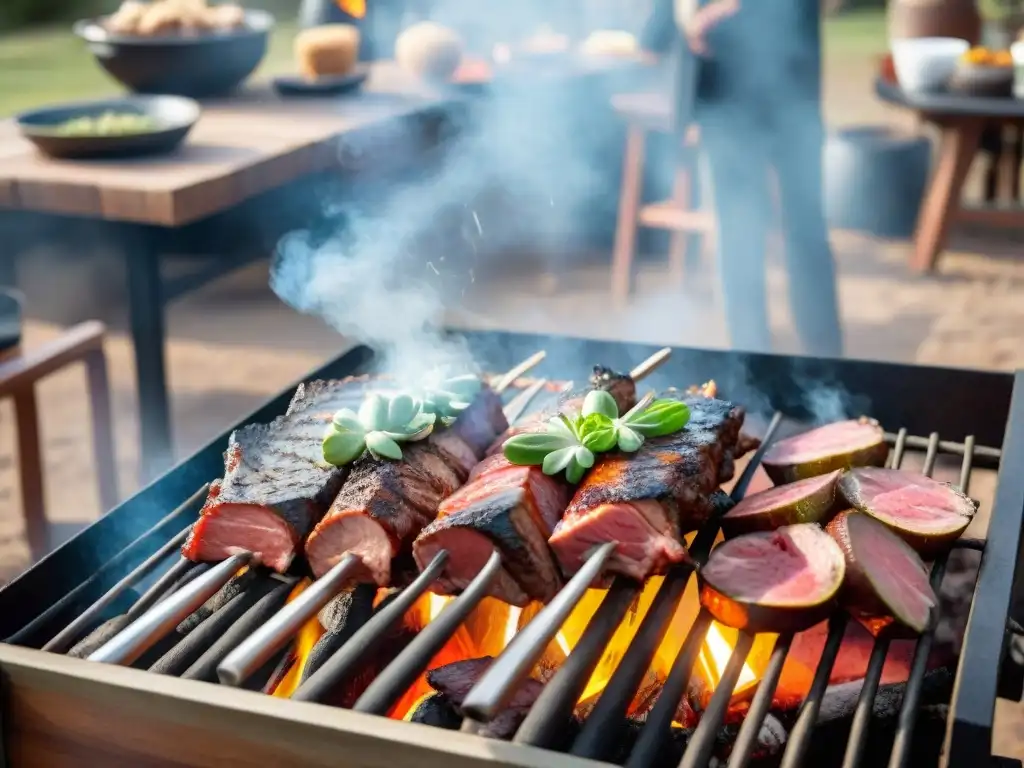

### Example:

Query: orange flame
xmin=269 ymin=519 xmax=773 ymax=715
xmin=336 ymin=0 xmax=366 ymax=19
xmin=271 ymin=579 xmax=325 ymax=698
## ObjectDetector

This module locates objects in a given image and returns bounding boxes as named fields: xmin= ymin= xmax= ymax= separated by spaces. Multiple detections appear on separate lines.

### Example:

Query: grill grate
xmin=7 ymin=394 xmax=1012 ymax=767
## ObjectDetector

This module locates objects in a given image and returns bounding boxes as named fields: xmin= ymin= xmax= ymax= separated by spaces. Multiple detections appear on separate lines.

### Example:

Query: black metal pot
xmin=824 ymin=126 xmax=931 ymax=239
xmin=73 ymin=10 xmax=273 ymax=98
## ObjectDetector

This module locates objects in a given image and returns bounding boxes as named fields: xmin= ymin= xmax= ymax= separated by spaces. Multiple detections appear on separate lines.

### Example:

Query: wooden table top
xmin=0 ymin=64 xmax=465 ymax=229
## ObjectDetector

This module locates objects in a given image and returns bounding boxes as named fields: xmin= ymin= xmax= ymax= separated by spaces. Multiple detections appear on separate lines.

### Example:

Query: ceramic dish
xmin=271 ymin=67 xmax=369 ymax=97
xmin=16 ymin=95 xmax=200 ymax=160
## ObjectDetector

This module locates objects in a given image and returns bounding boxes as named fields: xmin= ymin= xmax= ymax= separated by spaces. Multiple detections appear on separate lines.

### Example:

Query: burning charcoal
xmin=424 ymin=658 xmax=546 ymax=740
xmin=67 ymin=615 xmax=131 ymax=659
xmin=148 ymin=574 xmax=281 ymax=676
xmin=301 ymin=583 xmax=377 ymax=681
xmin=176 ymin=566 xmax=259 ymax=634
xmin=181 ymin=579 xmax=293 ymax=683
xmin=410 ymin=693 xmax=463 ymax=730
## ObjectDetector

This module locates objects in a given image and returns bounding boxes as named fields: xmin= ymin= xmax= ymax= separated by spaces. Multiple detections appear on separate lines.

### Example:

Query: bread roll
xmin=294 ymin=24 xmax=361 ymax=80
xmin=395 ymin=21 xmax=463 ymax=81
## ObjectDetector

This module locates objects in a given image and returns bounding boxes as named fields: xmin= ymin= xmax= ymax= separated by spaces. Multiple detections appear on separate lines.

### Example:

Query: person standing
xmin=641 ymin=0 xmax=844 ymax=358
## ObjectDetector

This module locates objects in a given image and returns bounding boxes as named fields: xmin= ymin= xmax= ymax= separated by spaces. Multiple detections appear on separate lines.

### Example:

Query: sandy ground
xmin=2 ymin=53 xmax=1024 ymax=757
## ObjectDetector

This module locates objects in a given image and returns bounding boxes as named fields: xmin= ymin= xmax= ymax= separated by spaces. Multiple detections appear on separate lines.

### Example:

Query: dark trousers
xmin=697 ymin=98 xmax=844 ymax=358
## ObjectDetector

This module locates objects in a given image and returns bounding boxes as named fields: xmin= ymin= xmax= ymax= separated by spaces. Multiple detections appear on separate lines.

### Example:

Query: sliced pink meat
xmin=761 ymin=419 xmax=888 ymax=484
xmin=721 ymin=470 xmax=841 ymax=536
xmin=838 ymin=467 xmax=976 ymax=556
xmin=699 ymin=523 xmax=845 ymax=633
xmin=827 ymin=510 xmax=936 ymax=635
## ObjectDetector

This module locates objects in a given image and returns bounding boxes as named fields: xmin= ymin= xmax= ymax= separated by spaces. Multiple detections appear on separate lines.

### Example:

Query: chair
xmin=0 ymin=320 xmax=118 ymax=560
xmin=610 ymin=91 xmax=715 ymax=304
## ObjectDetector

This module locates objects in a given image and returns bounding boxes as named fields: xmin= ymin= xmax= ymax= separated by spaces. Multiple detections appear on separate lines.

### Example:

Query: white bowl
xmin=891 ymin=37 xmax=969 ymax=94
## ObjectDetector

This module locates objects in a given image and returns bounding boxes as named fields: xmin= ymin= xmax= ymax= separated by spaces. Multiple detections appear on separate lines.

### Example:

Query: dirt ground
xmin=2 ymin=53 xmax=1024 ymax=758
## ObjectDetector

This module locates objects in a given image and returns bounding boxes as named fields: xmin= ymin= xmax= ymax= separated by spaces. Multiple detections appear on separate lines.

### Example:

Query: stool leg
xmin=667 ymin=162 xmax=693 ymax=287
xmin=85 ymin=348 xmax=119 ymax=512
xmin=13 ymin=387 xmax=48 ymax=560
xmin=611 ymin=125 xmax=645 ymax=305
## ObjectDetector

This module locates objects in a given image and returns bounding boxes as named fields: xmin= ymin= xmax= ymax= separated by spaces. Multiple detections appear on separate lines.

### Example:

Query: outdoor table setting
xmin=877 ymin=35 xmax=1024 ymax=273
xmin=0 ymin=0 xmax=651 ymax=483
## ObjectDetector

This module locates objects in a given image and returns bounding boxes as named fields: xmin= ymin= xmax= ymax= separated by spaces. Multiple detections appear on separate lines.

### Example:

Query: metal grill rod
xmin=620 ymin=413 xmax=784 ymax=767
xmin=42 ymin=523 xmax=194 ymax=653
xmin=353 ymin=550 xmax=504 ymax=714
xmin=567 ymin=413 xmax=784 ymax=762
xmin=290 ymin=549 xmax=453 ymax=703
xmin=88 ymin=553 xmax=251 ymax=666
xmin=460 ymin=542 xmax=617 ymax=723
xmin=775 ymin=431 xmax=937 ymax=768
xmin=888 ymin=434 xmax=974 ymax=768
xmin=217 ymin=554 xmax=360 ymax=687
xmin=10 ymin=484 xmax=209 ymax=650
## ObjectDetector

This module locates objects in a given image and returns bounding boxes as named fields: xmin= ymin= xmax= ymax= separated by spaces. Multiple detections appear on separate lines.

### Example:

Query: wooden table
xmin=875 ymin=79 xmax=1024 ymax=274
xmin=0 ymin=64 xmax=465 ymax=480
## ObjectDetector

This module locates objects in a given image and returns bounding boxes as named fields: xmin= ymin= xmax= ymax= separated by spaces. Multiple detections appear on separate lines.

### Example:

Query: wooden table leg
xmin=85 ymin=348 xmax=119 ymax=512
xmin=124 ymin=227 xmax=174 ymax=482
xmin=13 ymin=386 xmax=48 ymax=560
xmin=911 ymin=120 xmax=983 ymax=274
xmin=611 ymin=124 xmax=645 ymax=305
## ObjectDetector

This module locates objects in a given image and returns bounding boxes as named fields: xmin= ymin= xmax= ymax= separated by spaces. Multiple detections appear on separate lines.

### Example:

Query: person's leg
xmin=700 ymin=108 xmax=774 ymax=353
xmin=771 ymin=100 xmax=844 ymax=358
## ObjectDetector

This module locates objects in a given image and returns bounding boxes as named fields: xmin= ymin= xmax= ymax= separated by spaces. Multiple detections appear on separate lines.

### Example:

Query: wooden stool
xmin=0 ymin=321 xmax=118 ymax=560
xmin=610 ymin=92 xmax=716 ymax=305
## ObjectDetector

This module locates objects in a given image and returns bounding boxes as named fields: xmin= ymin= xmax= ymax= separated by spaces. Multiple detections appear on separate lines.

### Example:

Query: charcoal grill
xmin=1 ymin=330 xmax=1022 ymax=768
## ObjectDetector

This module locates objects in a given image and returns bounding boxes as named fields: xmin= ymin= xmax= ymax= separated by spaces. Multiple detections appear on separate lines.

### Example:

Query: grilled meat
xmin=304 ymin=384 xmax=507 ymax=584
xmin=413 ymin=454 xmax=570 ymax=606
xmin=181 ymin=379 xmax=362 ymax=572
xmin=549 ymin=394 xmax=744 ymax=582
xmin=485 ymin=365 xmax=639 ymax=456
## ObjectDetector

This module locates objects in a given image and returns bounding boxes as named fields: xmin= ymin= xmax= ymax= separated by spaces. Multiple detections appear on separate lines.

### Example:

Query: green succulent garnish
xmin=501 ymin=390 xmax=691 ymax=483
xmin=323 ymin=392 xmax=436 ymax=466
xmin=421 ymin=374 xmax=483 ymax=423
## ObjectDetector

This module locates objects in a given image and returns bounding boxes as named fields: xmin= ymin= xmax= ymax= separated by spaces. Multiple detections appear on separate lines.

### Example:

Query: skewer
xmin=212 ymin=351 xmax=551 ymax=687
xmin=217 ymin=554 xmax=361 ymax=686
xmin=285 ymin=348 xmax=675 ymax=703
xmin=88 ymin=554 xmax=251 ymax=666
xmin=491 ymin=350 xmax=546 ymax=394
xmin=42 ymin=523 xmax=195 ymax=654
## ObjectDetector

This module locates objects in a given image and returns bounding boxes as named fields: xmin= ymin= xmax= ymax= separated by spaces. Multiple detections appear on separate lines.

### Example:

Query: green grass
xmin=0 ymin=9 xmax=887 ymax=117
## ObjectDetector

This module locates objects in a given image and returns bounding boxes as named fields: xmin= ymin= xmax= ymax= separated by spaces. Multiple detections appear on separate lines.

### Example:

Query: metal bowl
xmin=73 ymin=9 xmax=273 ymax=98
xmin=16 ymin=95 xmax=201 ymax=160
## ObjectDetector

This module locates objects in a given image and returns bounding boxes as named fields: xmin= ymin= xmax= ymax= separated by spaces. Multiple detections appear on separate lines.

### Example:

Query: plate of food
xmin=16 ymin=95 xmax=201 ymax=159
xmin=948 ymin=46 xmax=1014 ymax=98
xmin=272 ymin=24 xmax=367 ymax=97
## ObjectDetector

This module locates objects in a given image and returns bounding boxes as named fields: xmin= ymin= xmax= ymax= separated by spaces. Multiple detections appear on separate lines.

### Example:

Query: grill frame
xmin=0 ymin=331 xmax=1022 ymax=768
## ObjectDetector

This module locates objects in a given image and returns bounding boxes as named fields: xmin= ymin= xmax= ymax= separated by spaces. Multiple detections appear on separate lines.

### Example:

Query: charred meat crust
xmin=564 ymin=396 xmax=744 ymax=533
xmin=304 ymin=383 xmax=507 ymax=582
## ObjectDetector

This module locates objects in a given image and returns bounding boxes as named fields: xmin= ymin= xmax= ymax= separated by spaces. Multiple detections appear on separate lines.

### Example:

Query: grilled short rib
xmin=549 ymin=394 xmax=745 ymax=582
xmin=181 ymin=378 xmax=369 ymax=572
xmin=304 ymin=384 xmax=507 ymax=583
xmin=485 ymin=365 xmax=638 ymax=456
xmin=414 ymin=380 xmax=639 ymax=606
